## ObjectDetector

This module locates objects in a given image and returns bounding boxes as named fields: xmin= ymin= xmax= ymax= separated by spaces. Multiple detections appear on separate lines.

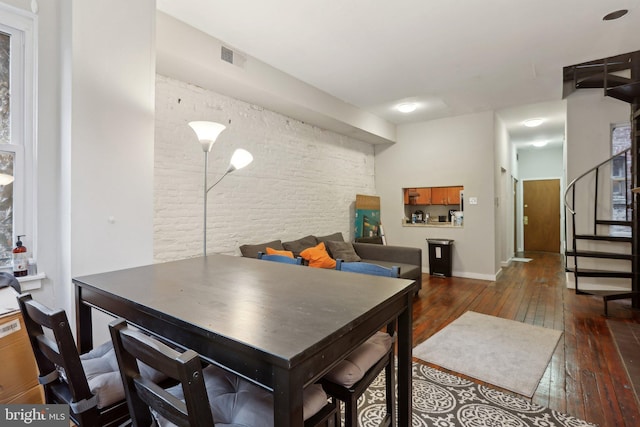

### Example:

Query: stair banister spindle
xmin=594 ymin=168 xmax=600 ymax=235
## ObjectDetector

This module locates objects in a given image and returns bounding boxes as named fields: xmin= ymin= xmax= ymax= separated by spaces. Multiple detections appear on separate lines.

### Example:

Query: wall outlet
xmin=469 ymin=197 xmax=478 ymax=205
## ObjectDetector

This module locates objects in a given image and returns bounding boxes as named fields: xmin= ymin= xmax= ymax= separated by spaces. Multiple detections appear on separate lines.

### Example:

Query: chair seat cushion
xmin=324 ymin=331 xmax=393 ymax=388
xmin=155 ymin=365 xmax=328 ymax=427
xmin=80 ymin=340 xmax=167 ymax=409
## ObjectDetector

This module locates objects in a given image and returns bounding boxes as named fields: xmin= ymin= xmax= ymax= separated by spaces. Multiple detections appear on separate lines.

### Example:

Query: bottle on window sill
xmin=12 ymin=234 xmax=28 ymax=277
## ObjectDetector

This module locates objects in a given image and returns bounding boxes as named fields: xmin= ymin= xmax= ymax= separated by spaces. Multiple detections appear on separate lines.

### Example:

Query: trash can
xmin=427 ymin=239 xmax=454 ymax=277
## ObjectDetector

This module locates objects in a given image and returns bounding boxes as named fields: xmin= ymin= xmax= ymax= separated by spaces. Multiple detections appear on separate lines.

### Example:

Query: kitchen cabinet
xmin=431 ymin=186 xmax=463 ymax=205
xmin=404 ymin=188 xmax=431 ymax=205
xmin=431 ymin=187 xmax=448 ymax=205
xmin=447 ymin=186 xmax=463 ymax=205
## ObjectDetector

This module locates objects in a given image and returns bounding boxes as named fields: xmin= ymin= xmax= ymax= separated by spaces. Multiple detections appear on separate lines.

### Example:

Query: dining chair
xmin=109 ymin=318 xmax=338 ymax=427
xmin=17 ymin=293 xmax=133 ymax=427
xmin=323 ymin=259 xmax=400 ymax=427
xmin=257 ymin=251 xmax=304 ymax=265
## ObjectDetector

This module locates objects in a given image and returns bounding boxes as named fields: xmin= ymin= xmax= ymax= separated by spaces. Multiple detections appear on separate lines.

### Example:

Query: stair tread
xmin=576 ymin=74 xmax=631 ymax=89
xmin=566 ymin=267 xmax=634 ymax=278
xmin=577 ymin=289 xmax=638 ymax=297
xmin=566 ymin=250 xmax=633 ymax=260
xmin=595 ymin=219 xmax=632 ymax=226
xmin=606 ymin=81 xmax=640 ymax=103
xmin=574 ymin=234 xmax=632 ymax=242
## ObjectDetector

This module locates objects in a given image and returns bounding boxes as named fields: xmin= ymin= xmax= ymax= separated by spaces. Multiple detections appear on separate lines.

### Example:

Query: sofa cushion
xmin=315 ymin=232 xmax=344 ymax=244
xmin=300 ymin=242 xmax=336 ymax=269
xmin=266 ymin=247 xmax=294 ymax=258
xmin=282 ymin=235 xmax=318 ymax=256
xmin=239 ymin=240 xmax=284 ymax=258
xmin=326 ymin=241 xmax=361 ymax=262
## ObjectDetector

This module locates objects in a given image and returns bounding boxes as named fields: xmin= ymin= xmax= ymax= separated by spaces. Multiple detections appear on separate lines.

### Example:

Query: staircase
xmin=563 ymin=51 xmax=640 ymax=316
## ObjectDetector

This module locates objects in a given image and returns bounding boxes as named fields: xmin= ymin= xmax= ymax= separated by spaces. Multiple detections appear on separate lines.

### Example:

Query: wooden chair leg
xmin=385 ymin=354 xmax=395 ymax=427
xmin=344 ymin=394 xmax=359 ymax=427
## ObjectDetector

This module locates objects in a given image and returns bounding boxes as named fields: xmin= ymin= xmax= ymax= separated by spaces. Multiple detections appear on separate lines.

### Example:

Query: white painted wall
xmin=154 ymin=75 xmax=376 ymax=262
xmin=375 ymin=112 xmax=497 ymax=280
xmin=68 ymin=0 xmax=155 ymax=273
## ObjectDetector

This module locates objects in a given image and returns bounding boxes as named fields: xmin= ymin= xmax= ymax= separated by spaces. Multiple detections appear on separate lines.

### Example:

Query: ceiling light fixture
xmin=603 ymin=9 xmax=628 ymax=20
xmin=532 ymin=141 xmax=548 ymax=148
xmin=523 ymin=118 xmax=544 ymax=127
xmin=397 ymin=103 xmax=417 ymax=113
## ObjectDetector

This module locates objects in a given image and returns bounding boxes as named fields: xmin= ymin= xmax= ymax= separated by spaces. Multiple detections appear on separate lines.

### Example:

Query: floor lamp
xmin=188 ymin=121 xmax=253 ymax=256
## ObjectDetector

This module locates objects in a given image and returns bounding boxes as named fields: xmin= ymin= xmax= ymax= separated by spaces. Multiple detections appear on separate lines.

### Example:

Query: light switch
xmin=469 ymin=197 xmax=478 ymax=205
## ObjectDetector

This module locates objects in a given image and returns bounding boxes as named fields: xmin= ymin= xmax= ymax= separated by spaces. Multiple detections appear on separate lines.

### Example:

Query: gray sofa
xmin=239 ymin=232 xmax=422 ymax=291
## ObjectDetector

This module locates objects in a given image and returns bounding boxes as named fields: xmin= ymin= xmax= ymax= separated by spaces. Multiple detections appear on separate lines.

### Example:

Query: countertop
xmin=402 ymin=221 xmax=462 ymax=228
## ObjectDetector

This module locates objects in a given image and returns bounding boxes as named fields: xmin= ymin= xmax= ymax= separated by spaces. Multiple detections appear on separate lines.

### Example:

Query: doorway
xmin=523 ymin=179 xmax=560 ymax=252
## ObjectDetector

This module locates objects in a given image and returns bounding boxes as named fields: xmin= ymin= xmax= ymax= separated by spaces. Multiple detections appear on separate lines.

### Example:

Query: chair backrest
xmin=109 ymin=318 xmax=215 ymax=427
xmin=257 ymin=251 xmax=303 ymax=265
xmin=335 ymin=259 xmax=400 ymax=277
xmin=17 ymin=293 xmax=96 ymax=416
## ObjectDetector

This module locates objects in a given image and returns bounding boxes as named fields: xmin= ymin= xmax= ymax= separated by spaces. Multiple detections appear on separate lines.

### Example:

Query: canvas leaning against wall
xmin=355 ymin=194 xmax=381 ymax=239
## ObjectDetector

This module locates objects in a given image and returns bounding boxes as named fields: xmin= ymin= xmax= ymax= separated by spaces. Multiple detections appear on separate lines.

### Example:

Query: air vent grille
xmin=221 ymin=46 xmax=234 ymax=64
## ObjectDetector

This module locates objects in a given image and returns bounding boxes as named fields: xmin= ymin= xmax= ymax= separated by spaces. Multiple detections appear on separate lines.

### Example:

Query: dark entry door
xmin=523 ymin=179 xmax=560 ymax=252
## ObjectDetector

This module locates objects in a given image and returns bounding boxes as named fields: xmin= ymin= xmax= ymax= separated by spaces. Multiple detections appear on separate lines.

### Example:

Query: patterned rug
xmin=351 ymin=361 xmax=596 ymax=427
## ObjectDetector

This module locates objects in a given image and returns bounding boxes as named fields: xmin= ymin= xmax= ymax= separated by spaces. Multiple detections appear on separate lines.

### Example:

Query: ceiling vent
xmin=220 ymin=46 xmax=246 ymax=69
xmin=221 ymin=46 xmax=234 ymax=64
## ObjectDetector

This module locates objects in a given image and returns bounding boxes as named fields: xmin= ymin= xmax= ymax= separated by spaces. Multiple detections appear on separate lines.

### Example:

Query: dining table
xmin=73 ymin=254 xmax=417 ymax=426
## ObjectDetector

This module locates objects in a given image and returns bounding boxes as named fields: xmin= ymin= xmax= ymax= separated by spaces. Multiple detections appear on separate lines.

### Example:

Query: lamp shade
xmin=188 ymin=121 xmax=227 ymax=152
xmin=227 ymin=149 xmax=253 ymax=173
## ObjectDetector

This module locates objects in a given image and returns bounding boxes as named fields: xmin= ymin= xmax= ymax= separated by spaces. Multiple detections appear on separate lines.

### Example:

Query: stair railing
xmin=564 ymin=147 xmax=631 ymax=291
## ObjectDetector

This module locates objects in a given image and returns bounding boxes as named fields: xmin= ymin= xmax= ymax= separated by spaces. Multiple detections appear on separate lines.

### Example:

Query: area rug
xmin=512 ymin=257 xmax=533 ymax=262
xmin=413 ymin=311 xmax=562 ymax=397
xmin=351 ymin=362 xmax=596 ymax=427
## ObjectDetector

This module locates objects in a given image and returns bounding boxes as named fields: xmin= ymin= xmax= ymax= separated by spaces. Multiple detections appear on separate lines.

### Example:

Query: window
xmin=611 ymin=123 xmax=631 ymax=235
xmin=0 ymin=5 xmax=36 ymax=268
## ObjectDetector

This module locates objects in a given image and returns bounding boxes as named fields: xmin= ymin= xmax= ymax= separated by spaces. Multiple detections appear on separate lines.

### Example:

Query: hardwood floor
xmin=411 ymin=251 xmax=640 ymax=427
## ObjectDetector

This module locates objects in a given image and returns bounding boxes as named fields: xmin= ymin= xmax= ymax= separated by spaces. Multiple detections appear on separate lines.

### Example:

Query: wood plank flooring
xmin=411 ymin=252 xmax=640 ymax=427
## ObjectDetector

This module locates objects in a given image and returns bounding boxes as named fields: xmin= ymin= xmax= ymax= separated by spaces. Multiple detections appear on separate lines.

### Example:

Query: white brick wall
xmin=154 ymin=75 xmax=376 ymax=262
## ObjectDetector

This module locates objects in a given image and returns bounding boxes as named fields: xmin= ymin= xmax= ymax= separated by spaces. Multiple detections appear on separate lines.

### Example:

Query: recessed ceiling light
xmin=603 ymin=9 xmax=628 ymax=20
xmin=523 ymin=118 xmax=544 ymax=127
xmin=397 ymin=103 xmax=417 ymax=113
xmin=532 ymin=141 xmax=548 ymax=148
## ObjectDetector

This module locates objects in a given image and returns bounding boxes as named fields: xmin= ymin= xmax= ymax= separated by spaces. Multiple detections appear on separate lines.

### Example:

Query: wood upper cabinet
xmin=416 ymin=188 xmax=431 ymax=204
xmin=431 ymin=187 xmax=448 ymax=205
xmin=404 ymin=188 xmax=431 ymax=205
xmin=431 ymin=186 xmax=463 ymax=205
xmin=447 ymin=186 xmax=463 ymax=205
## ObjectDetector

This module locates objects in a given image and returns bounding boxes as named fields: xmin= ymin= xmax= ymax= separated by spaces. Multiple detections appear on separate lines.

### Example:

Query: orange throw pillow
xmin=266 ymin=247 xmax=294 ymax=258
xmin=300 ymin=242 xmax=337 ymax=269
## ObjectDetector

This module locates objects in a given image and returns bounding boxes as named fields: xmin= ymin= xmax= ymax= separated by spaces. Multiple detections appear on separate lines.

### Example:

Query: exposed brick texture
xmin=154 ymin=75 xmax=376 ymax=262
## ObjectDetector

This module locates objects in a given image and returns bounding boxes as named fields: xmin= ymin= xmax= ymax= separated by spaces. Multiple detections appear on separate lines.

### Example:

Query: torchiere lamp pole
xmin=188 ymin=121 xmax=253 ymax=256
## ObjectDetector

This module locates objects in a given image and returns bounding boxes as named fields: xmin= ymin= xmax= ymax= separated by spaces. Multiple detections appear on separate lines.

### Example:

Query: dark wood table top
xmin=74 ymin=254 xmax=415 ymax=369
